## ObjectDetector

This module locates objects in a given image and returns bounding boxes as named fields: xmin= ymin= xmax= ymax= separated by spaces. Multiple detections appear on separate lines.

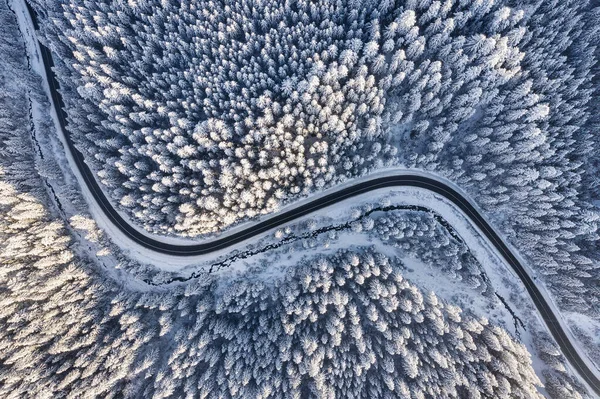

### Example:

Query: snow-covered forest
xmin=0 ymin=32 xmax=564 ymax=391
xmin=25 ymin=0 xmax=553 ymax=236
xmin=1 ymin=0 xmax=599 ymax=397
xmin=28 ymin=0 xmax=600 ymax=319
xmin=0 ymin=191 xmax=551 ymax=399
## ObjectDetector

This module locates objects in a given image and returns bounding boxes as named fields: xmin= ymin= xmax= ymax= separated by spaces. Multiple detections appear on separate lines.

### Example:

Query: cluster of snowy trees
xmin=535 ymin=334 xmax=591 ymax=399
xmin=373 ymin=210 xmax=489 ymax=291
xmin=29 ymin=0 xmax=546 ymax=238
xmin=22 ymin=0 xmax=534 ymax=235
xmin=31 ymin=0 xmax=401 ymax=235
xmin=383 ymin=0 xmax=600 ymax=316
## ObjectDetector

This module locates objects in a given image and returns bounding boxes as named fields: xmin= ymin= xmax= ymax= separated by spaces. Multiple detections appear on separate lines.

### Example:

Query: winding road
xmin=23 ymin=3 xmax=600 ymax=396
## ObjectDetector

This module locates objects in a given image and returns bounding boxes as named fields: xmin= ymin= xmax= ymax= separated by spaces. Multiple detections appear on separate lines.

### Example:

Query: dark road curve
xmin=25 ymin=3 xmax=600 ymax=396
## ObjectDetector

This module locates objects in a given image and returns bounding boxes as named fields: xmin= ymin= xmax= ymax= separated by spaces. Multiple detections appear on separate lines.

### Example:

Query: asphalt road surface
xmin=25 ymin=4 xmax=600 ymax=396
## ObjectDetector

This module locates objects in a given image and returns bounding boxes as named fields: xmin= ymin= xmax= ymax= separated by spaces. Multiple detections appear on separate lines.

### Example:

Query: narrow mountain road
xmin=24 ymin=3 xmax=600 ymax=396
